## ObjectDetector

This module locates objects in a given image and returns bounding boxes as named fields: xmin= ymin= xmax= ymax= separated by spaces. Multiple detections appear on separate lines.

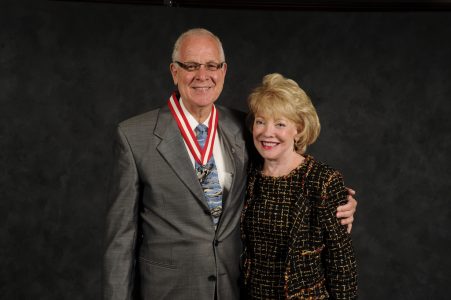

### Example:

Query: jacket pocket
xmin=285 ymin=244 xmax=327 ymax=297
xmin=301 ymin=244 xmax=325 ymax=256
xmin=138 ymin=255 xmax=176 ymax=269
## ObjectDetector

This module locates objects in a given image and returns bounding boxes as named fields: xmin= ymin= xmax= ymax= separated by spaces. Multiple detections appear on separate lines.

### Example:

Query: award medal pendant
xmin=167 ymin=92 xmax=218 ymax=166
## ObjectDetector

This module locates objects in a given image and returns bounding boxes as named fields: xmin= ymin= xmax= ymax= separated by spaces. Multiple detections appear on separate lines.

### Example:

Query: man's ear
xmin=222 ymin=62 xmax=228 ymax=77
xmin=170 ymin=63 xmax=178 ymax=85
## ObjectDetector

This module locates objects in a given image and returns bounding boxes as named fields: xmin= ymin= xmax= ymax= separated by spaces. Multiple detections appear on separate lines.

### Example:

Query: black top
xmin=241 ymin=155 xmax=357 ymax=299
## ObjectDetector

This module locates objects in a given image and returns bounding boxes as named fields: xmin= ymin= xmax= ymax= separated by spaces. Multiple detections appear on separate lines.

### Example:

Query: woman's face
xmin=252 ymin=112 xmax=299 ymax=164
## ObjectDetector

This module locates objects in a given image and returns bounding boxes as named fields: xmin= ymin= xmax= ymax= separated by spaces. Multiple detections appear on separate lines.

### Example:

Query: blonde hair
xmin=247 ymin=73 xmax=321 ymax=154
xmin=172 ymin=28 xmax=225 ymax=62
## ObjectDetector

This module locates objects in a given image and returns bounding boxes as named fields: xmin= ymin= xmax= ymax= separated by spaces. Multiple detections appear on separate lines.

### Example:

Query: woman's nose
xmin=262 ymin=125 xmax=274 ymax=136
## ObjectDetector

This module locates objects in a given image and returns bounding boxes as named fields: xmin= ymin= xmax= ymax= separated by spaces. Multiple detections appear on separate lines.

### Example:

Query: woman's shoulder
xmin=303 ymin=155 xmax=344 ymax=193
xmin=304 ymin=155 xmax=340 ymax=179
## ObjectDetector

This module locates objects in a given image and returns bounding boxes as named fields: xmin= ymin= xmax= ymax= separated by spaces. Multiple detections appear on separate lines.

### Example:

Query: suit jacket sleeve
xmin=103 ymin=125 xmax=141 ymax=300
xmin=320 ymin=171 xmax=358 ymax=299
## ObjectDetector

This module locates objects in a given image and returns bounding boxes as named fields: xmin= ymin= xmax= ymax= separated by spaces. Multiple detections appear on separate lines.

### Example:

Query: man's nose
xmin=194 ymin=65 xmax=209 ymax=79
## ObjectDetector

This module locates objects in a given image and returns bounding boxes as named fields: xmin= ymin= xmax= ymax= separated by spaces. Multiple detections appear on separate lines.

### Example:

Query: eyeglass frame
xmin=174 ymin=61 xmax=225 ymax=72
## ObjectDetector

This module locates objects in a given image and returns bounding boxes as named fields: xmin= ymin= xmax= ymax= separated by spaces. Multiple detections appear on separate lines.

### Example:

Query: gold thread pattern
xmin=241 ymin=155 xmax=357 ymax=299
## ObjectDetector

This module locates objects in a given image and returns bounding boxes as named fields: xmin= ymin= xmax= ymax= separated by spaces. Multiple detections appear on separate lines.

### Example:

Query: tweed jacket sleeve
xmin=319 ymin=170 xmax=358 ymax=299
xmin=284 ymin=157 xmax=357 ymax=299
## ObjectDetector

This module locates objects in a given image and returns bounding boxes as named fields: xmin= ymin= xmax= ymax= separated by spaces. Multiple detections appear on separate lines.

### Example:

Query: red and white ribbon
xmin=168 ymin=92 xmax=218 ymax=166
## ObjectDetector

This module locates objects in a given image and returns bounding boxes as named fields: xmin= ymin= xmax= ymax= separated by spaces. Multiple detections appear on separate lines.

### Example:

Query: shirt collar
xmin=179 ymin=97 xmax=211 ymax=130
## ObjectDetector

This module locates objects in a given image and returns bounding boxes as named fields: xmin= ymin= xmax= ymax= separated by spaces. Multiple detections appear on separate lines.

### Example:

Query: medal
xmin=167 ymin=92 xmax=218 ymax=166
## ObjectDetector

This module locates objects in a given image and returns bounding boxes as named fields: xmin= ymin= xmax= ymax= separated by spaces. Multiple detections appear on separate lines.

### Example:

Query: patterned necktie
xmin=195 ymin=124 xmax=223 ymax=227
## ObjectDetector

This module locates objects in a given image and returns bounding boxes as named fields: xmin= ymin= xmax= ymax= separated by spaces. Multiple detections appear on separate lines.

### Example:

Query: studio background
xmin=1 ymin=0 xmax=451 ymax=299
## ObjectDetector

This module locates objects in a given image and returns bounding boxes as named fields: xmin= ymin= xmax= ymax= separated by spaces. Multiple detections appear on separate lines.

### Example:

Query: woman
xmin=241 ymin=73 xmax=357 ymax=299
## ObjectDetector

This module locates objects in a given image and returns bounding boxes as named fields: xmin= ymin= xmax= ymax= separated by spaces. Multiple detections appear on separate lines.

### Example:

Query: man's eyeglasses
xmin=174 ymin=61 xmax=225 ymax=72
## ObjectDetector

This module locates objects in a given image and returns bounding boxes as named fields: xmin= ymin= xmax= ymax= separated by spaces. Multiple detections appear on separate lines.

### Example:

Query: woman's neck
xmin=262 ymin=153 xmax=305 ymax=177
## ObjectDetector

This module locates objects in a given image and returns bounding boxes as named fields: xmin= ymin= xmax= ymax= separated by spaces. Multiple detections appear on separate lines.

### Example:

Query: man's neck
xmin=180 ymin=99 xmax=213 ymax=124
xmin=191 ymin=107 xmax=212 ymax=124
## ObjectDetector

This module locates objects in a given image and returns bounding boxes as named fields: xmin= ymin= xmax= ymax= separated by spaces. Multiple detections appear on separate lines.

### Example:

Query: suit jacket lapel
xmin=216 ymin=107 xmax=247 ymax=226
xmin=154 ymin=104 xmax=247 ymax=223
xmin=154 ymin=105 xmax=207 ymax=208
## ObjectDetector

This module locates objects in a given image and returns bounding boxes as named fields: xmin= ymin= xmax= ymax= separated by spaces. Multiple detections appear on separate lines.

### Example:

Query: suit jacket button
xmin=204 ymin=209 xmax=211 ymax=216
xmin=214 ymin=239 xmax=219 ymax=246
xmin=208 ymin=275 xmax=217 ymax=282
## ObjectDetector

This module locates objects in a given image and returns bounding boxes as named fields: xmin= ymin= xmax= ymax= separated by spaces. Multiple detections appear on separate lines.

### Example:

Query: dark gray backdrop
xmin=1 ymin=0 xmax=451 ymax=299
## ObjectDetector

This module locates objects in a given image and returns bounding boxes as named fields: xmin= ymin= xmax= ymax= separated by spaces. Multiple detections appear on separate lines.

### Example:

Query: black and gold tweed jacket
xmin=241 ymin=155 xmax=357 ymax=299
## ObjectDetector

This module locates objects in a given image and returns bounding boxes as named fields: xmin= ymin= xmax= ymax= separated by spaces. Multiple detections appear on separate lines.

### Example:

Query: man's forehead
xmin=179 ymin=36 xmax=221 ymax=61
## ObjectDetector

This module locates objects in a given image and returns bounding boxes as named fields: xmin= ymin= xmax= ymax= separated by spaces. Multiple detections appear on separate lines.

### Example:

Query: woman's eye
xmin=276 ymin=123 xmax=286 ymax=127
xmin=255 ymin=120 xmax=264 ymax=125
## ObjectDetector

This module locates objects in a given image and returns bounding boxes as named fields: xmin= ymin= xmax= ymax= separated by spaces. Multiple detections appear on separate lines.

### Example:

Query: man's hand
xmin=337 ymin=188 xmax=357 ymax=233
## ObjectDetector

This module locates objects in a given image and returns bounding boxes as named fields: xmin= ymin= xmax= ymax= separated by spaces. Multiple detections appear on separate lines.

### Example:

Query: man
xmin=103 ymin=28 xmax=357 ymax=300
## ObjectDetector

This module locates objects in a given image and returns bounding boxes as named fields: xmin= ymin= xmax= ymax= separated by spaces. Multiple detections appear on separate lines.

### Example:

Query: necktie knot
xmin=195 ymin=124 xmax=208 ymax=136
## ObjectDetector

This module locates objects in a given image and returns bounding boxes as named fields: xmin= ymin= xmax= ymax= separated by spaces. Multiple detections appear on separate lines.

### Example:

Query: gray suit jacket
xmin=103 ymin=103 xmax=249 ymax=300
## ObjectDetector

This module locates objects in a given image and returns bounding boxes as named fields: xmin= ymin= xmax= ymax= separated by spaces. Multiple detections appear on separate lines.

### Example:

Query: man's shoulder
xmin=216 ymin=105 xmax=247 ymax=129
xmin=217 ymin=105 xmax=246 ymax=120
xmin=118 ymin=107 xmax=161 ymax=131
xmin=216 ymin=105 xmax=246 ymax=118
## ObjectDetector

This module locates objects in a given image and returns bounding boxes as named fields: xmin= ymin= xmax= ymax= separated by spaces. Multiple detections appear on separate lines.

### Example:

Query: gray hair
xmin=172 ymin=28 xmax=225 ymax=62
